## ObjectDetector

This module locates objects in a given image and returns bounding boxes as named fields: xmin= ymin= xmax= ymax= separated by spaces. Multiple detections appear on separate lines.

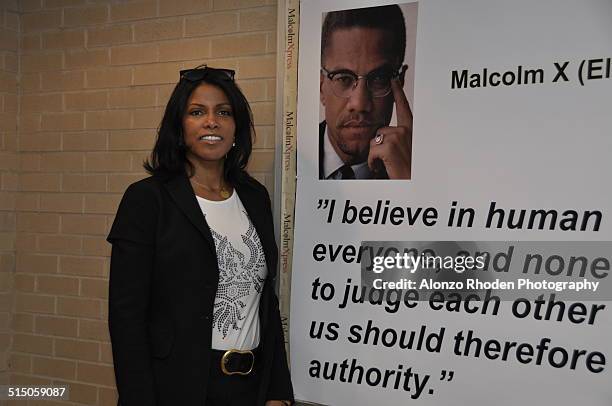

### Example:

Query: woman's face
xmin=182 ymin=82 xmax=236 ymax=165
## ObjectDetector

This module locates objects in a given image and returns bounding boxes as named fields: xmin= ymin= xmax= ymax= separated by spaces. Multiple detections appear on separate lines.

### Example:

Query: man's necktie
xmin=338 ymin=165 xmax=355 ymax=179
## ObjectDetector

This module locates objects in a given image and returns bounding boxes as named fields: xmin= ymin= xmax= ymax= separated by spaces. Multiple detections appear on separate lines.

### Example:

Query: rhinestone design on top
xmin=210 ymin=215 xmax=266 ymax=337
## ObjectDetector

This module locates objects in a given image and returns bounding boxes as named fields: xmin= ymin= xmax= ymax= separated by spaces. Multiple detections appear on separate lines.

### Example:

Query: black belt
xmin=211 ymin=347 xmax=259 ymax=376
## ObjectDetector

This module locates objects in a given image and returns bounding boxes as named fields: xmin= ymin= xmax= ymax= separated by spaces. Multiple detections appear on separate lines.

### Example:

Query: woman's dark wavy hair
xmin=144 ymin=68 xmax=254 ymax=185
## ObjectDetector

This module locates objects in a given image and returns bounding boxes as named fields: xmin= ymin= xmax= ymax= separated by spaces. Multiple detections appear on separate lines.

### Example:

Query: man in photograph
xmin=319 ymin=5 xmax=413 ymax=180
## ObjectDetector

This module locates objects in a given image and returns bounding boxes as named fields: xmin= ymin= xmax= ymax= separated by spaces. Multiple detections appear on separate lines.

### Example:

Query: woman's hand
xmin=265 ymin=401 xmax=291 ymax=406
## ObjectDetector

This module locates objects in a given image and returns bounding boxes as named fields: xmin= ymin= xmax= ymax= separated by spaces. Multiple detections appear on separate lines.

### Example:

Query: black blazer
xmin=107 ymin=172 xmax=293 ymax=406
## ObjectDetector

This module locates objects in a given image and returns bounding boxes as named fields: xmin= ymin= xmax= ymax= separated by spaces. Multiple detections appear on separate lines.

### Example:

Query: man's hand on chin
xmin=367 ymin=78 xmax=413 ymax=180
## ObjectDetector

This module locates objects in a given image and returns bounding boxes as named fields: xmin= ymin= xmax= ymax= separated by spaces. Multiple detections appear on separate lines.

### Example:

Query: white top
xmin=195 ymin=191 xmax=267 ymax=350
xmin=323 ymin=125 xmax=372 ymax=179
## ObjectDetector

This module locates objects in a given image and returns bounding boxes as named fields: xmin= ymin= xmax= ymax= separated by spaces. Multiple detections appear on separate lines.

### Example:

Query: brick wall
xmin=7 ymin=0 xmax=278 ymax=404
xmin=0 ymin=0 xmax=19 ymax=389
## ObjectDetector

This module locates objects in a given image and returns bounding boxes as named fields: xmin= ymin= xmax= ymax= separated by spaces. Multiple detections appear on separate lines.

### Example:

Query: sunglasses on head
xmin=179 ymin=65 xmax=235 ymax=82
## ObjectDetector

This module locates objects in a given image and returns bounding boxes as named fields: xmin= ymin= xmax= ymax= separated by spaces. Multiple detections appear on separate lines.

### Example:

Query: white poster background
xmin=290 ymin=0 xmax=612 ymax=405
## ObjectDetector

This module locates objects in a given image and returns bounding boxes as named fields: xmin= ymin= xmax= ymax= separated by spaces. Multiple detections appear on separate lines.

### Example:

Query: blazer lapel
xmin=162 ymin=173 xmax=275 ymax=279
xmin=235 ymin=181 xmax=277 ymax=281
xmin=162 ymin=174 xmax=217 ymax=256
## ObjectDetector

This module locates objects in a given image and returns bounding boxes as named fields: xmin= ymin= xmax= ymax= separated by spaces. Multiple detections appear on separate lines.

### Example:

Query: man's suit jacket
xmin=319 ymin=121 xmax=327 ymax=180
xmin=107 ymin=172 xmax=293 ymax=406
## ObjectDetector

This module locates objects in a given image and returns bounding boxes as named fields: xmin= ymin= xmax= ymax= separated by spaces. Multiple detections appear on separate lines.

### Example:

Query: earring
xmin=232 ymin=142 xmax=236 ymax=147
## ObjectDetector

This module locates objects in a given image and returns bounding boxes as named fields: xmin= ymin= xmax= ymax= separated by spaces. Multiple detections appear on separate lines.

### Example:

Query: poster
xmin=290 ymin=0 xmax=612 ymax=404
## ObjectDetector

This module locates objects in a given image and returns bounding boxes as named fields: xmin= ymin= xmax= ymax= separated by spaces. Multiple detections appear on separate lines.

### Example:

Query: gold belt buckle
xmin=221 ymin=349 xmax=254 ymax=376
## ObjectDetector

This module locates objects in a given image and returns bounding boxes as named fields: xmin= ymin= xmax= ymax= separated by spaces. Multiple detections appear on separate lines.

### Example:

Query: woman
xmin=107 ymin=65 xmax=294 ymax=406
